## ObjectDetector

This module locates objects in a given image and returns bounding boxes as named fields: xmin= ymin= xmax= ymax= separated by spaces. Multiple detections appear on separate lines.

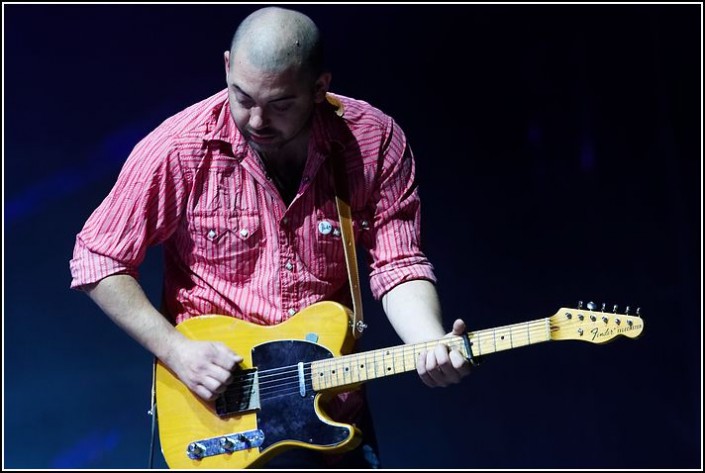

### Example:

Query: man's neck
xmin=257 ymin=136 xmax=309 ymax=206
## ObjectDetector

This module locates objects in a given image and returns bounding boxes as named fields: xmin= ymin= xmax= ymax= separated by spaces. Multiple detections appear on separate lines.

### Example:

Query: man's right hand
xmin=166 ymin=338 xmax=243 ymax=401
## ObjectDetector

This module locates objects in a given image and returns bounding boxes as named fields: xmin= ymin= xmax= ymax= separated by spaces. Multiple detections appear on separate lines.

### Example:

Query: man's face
xmin=224 ymin=49 xmax=328 ymax=154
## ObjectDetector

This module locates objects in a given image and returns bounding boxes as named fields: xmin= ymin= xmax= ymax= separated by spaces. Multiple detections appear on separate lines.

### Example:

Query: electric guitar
xmin=155 ymin=301 xmax=643 ymax=468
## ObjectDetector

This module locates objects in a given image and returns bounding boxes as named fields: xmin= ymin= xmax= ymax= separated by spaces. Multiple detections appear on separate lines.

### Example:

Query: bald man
xmin=71 ymin=6 xmax=471 ymax=469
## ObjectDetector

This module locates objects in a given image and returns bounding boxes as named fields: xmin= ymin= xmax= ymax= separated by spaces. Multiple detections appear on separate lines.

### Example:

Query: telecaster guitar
xmin=155 ymin=301 xmax=643 ymax=468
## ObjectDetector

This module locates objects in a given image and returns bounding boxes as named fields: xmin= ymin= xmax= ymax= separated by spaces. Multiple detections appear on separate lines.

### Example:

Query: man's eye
xmin=271 ymin=103 xmax=292 ymax=112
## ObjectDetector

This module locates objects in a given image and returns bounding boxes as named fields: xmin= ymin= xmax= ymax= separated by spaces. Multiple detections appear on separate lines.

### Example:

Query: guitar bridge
xmin=215 ymin=368 xmax=260 ymax=416
xmin=186 ymin=430 xmax=265 ymax=460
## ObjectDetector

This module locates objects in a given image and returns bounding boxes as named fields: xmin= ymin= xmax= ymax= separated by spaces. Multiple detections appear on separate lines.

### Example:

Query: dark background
xmin=4 ymin=3 xmax=701 ymax=469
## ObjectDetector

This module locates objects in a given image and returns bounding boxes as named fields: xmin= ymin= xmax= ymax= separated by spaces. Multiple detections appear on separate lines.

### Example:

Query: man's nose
xmin=248 ymin=107 xmax=267 ymax=130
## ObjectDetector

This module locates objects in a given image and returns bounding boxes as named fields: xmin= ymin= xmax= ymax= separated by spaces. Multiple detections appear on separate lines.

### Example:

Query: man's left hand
xmin=416 ymin=319 xmax=472 ymax=387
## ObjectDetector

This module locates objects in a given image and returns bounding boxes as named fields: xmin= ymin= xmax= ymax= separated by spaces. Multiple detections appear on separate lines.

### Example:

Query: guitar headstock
xmin=549 ymin=301 xmax=644 ymax=343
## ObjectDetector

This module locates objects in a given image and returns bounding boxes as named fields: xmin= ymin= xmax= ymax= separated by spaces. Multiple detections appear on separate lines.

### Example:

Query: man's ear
xmin=224 ymin=50 xmax=231 ymax=81
xmin=313 ymin=72 xmax=332 ymax=103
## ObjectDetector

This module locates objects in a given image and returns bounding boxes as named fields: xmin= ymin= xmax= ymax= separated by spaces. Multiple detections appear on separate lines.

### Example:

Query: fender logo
xmin=591 ymin=323 xmax=642 ymax=341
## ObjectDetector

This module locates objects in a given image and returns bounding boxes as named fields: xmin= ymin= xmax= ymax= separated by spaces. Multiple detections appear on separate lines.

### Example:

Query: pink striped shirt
xmin=70 ymin=89 xmax=436 ymax=325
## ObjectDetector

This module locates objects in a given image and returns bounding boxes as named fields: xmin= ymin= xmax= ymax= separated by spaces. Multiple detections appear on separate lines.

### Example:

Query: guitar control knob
xmin=187 ymin=442 xmax=206 ymax=459
xmin=220 ymin=437 xmax=235 ymax=452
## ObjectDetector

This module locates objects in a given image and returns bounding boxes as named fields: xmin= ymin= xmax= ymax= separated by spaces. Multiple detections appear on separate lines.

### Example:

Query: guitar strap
xmin=329 ymin=144 xmax=366 ymax=339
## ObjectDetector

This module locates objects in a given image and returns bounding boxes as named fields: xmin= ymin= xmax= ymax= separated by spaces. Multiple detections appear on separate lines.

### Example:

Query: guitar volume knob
xmin=187 ymin=442 xmax=206 ymax=459
xmin=220 ymin=437 xmax=235 ymax=452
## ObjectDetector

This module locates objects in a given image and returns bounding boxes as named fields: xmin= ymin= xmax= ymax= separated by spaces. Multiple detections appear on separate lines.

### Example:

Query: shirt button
xmin=282 ymin=217 xmax=289 ymax=225
xmin=285 ymin=261 xmax=294 ymax=271
xmin=318 ymin=220 xmax=333 ymax=235
xmin=207 ymin=229 xmax=217 ymax=240
xmin=239 ymin=228 xmax=249 ymax=238
xmin=288 ymin=308 xmax=296 ymax=316
xmin=361 ymin=220 xmax=370 ymax=230
xmin=332 ymin=228 xmax=341 ymax=237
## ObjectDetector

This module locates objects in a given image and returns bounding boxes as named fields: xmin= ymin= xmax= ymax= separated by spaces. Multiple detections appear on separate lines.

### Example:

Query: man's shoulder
xmin=154 ymin=89 xmax=229 ymax=142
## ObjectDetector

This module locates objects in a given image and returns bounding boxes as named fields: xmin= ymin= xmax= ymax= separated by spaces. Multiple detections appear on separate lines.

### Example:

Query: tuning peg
xmin=625 ymin=306 xmax=630 ymax=314
xmin=601 ymin=302 xmax=606 ymax=312
xmin=636 ymin=307 xmax=641 ymax=317
xmin=578 ymin=301 xmax=583 ymax=310
xmin=587 ymin=301 xmax=596 ymax=311
xmin=613 ymin=304 xmax=618 ymax=313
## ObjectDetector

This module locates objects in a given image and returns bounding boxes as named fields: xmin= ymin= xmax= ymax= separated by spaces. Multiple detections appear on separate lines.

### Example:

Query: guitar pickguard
xmin=252 ymin=339 xmax=351 ymax=450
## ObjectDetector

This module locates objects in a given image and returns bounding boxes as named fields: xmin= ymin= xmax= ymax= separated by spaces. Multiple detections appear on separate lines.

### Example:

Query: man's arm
xmin=85 ymin=274 xmax=241 ymax=401
xmin=382 ymin=279 xmax=471 ymax=387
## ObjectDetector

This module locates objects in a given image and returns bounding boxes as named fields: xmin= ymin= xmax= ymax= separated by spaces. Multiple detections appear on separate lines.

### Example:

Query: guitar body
xmin=155 ymin=301 xmax=360 ymax=469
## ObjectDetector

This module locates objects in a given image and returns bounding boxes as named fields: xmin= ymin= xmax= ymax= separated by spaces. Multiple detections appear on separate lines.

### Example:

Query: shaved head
xmin=230 ymin=7 xmax=324 ymax=78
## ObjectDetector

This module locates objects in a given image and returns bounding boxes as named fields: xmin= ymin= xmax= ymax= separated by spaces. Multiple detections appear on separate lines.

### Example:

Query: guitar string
xmin=223 ymin=325 xmax=552 ymax=402
xmin=218 ymin=341 xmax=445 ymax=404
xmin=229 ymin=315 xmax=610 ymax=390
xmin=216 ymin=318 xmax=609 ymax=404
xmin=228 ymin=320 xmax=549 ymax=389
xmin=217 ymin=337 xmax=476 ymax=403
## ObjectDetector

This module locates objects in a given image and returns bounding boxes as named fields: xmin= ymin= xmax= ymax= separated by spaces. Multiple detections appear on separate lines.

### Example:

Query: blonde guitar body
xmin=155 ymin=301 xmax=359 ymax=469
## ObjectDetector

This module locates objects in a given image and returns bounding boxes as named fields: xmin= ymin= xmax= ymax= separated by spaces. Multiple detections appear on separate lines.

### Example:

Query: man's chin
xmin=247 ymin=137 xmax=281 ymax=153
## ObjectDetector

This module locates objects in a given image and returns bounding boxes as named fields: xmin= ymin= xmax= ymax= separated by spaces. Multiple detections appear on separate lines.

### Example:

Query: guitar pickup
xmin=215 ymin=368 xmax=260 ymax=416
xmin=186 ymin=430 xmax=265 ymax=460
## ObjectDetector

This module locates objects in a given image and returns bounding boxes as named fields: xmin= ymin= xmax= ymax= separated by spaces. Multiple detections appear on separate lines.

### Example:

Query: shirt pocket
xmin=307 ymin=207 xmax=374 ymax=282
xmin=189 ymin=211 xmax=262 ymax=283
xmin=309 ymin=215 xmax=346 ymax=282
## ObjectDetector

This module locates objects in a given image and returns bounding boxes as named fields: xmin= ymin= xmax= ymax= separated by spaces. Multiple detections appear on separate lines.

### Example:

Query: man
xmin=70 ymin=6 xmax=471 ymax=468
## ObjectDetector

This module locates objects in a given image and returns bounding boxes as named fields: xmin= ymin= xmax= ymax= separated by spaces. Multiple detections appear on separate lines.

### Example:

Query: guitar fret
xmin=362 ymin=353 xmax=371 ymax=381
xmin=369 ymin=351 xmax=376 ymax=379
xmin=333 ymin=360 xmax=343 ymax=386
xmin=342 ymin=359 xmax=350 ymax=385
xmin=509 ymin=327 xmax=514 ymax=348
xmin=526 ymin=321 xmax=531 ymax=344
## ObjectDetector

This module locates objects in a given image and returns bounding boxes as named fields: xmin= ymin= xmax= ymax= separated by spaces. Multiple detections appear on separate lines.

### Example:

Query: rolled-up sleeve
xmin=366 ymin=118 xmax=436 ymax=299
xmin=69 ymin=131 xmax=188 ymax=290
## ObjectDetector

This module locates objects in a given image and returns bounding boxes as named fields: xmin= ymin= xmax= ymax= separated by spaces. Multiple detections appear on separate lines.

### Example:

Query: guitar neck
xmin=310 ymin=317 xmax=552 ymax=391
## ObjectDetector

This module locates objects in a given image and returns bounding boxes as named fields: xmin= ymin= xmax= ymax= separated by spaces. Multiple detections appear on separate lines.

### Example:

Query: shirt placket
xmin=277 ymin=160 xmax=320 ymax=321
xmin=278 ymin=212 xmax=299 ymax=321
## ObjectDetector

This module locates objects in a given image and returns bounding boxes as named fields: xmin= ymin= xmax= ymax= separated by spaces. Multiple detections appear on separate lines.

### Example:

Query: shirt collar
xmin=203 ymin=92 xmax=249 ymax=157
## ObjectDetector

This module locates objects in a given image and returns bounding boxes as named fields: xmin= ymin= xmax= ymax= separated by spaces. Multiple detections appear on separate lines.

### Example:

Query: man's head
xmin=224 ymin=7 xmax=331 ymax=154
